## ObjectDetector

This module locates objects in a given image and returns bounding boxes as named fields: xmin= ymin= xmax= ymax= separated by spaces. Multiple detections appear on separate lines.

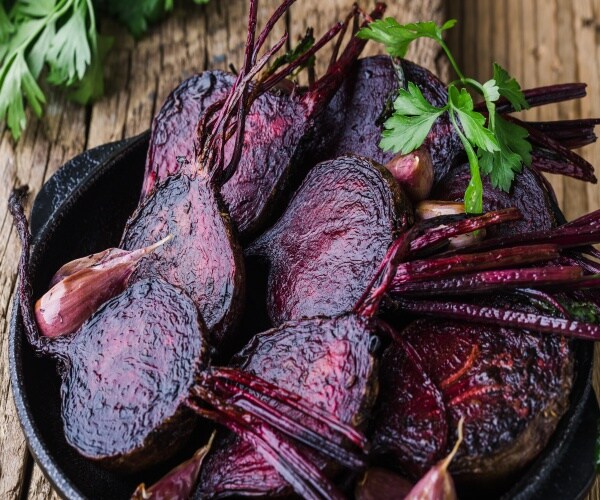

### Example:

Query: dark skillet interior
xmin=8 ymin=133 xmax=599 ymax=499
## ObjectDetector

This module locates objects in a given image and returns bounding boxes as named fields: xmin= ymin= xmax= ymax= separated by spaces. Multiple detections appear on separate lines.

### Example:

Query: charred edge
xmin=301 ymin=2 xmax=387 ymax=114
xmin=7 ymin=188 xmax=58 ymax=357
xmin=474 ymin=83 xmax=588 ymax=114
xmin=392 ymin=297 xmax=600 ymax=340
xmin=186 ymin=389 xmax=343 ymax=500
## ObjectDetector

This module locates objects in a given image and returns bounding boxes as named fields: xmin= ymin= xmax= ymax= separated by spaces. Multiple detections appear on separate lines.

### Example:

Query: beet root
xmin=371 ymin=339 xmax=448 ymax=478
xmin=384 ymin=317 xmax=573 ymax=482
xmin=121 ymin=173 xmax=245 ymax=353
xmin=247 ymin=154 xmax=412 ymax=326
xmin=141 ymin=71 xmax=235 ymax=199
xmin=197 ymin=314 xmax=379 ymax=498
xmin=317 ymin=55 xmax=462 ymax=183
xmin=59 ymin=278 xmax=207 ymax=472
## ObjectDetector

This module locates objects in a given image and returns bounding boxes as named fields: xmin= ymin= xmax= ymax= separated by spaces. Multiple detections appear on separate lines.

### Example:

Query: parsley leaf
xmin=493 ymin=63 xmax=529 ymax=111
xmin=357 ymin=18 xmax=456 ymax=58
xmin=479 ymin=114 xmax=532 ymax=191
xmin=448 ymin=86 xmax=499 ymax=153
xmin=379 ymin=82 xmax=445 ymax=154
xmin=359 ymin=17 xmax=532 ymax=213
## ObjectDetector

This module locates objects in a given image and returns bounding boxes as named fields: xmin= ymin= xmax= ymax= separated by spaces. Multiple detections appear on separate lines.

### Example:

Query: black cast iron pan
xmin=8 ymin=132 xmax=600 ymax=499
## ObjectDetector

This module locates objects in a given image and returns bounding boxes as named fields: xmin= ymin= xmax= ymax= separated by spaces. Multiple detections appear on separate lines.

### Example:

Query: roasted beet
xmin=141 ymin=6 xmax=387 ymax=239
xmin=381 ymin=316 xmax=573 ymax=482
xmin=198 ymin=314 xmax=379 ymax=498
xmin=121 ymin=174 xmax=245 ymax=351
xmin=432 ymin=162 xmax=558 ymax=238
xmin=247 ymin=155 xmax=412 ymax=326
xmin=371 ymin=339 xmax=448 ymax=478
xmin=141 ymin=71 xmax=235 ymax=198
xmin=317 ymin=55 xmax=462 ymax=182
xmin=58 ymin=278 xmax=207 ymax=471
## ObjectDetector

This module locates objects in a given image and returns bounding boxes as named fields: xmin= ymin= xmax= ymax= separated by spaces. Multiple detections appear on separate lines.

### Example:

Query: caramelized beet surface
xmin=198 ymin=314 xmax=379 ymax=498
xmin=374 ymin=315 xmax=573 ymax=482
xmin=121 ymin=174 xmax=245 ymax=352
xmin=59 ymin=278 xmax=207 ymax=472
xmin=247 ymin=155 xmax=412 ymax=326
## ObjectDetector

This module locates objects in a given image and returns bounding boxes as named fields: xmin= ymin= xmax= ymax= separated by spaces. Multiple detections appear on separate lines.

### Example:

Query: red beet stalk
xmin=393 ymin=297 xmax=600 ymax=340
xmin=394 ymin=266 xmax=584 ymax=296
xmin=526 ymin=118 xmax=600 ymax=149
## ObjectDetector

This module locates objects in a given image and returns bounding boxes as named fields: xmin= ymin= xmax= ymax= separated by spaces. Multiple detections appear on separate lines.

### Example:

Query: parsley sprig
xmin=357 ymin=19 xmax=532 ymax=213
xmin=0 ymin=0 xmax=209 ymax=141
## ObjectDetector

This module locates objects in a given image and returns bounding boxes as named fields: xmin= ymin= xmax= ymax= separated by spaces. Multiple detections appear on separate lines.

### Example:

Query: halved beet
xmin=197 ymin=314 xmax=379 ymax=497
xmin=247 ymin=155 xmax=412 ymax=326
xmin=432 ymin=162 xmax=558 ymax=238
xmin=371 ymin=339 xmax=448 ymax=478
xmin=396 ymin=316 xmax=574 ymax=482
xmin=58 ymin=278 xmax=207 ymax=472
xmin=141 ymin=71 xmax=234 ymax=198
xmin=121 ymin=173 xmax=245 ymax=351
xmin=317 ymin=56 xmax=462 ymax=182
xmin=140 ymin=6 xmax=387 ymax=240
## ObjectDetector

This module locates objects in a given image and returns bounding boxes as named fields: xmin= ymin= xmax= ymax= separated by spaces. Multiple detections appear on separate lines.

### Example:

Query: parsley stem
xmin=438 ymin=38 xmax=465 ymax=81
xmin=448 ymin=109 xmax=483 ymax=214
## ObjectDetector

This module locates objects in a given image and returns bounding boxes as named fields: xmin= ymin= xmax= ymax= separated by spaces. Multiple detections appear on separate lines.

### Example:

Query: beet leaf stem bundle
xmin=357 ymin=18 xmax=533 ymax=214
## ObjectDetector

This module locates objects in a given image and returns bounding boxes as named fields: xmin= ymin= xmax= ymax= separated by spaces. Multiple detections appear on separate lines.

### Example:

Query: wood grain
xmin=1 ymin=0 xmax=598 ymax=497
xmin=0 ymin=1 xmax=445 ymax=498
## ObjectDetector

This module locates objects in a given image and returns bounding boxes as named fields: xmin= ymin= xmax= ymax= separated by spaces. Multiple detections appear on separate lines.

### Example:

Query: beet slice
xmin=121 ymin=173 xmax=245 ymax=351
xmin=197 ymin=314 xmax=379 ymax=498
xmin=59 ymin=278 xmax=207 ymax=471
xmin=395 ymin=316 xmax=573 ymax=482
xmin=140 ymin=6 xmax=387 ymax=240
xmin=317 ymin=55 xmax=463 ymax=183
xmin=141 ymin=71 xmax=235 ymax=198
xmin=247 ymin=154 xmax=412 ymax=326
xmin=371 ymin=338 xmax=449 ymax=478
xmin=432 ymin=162 xmax=558 ymax=238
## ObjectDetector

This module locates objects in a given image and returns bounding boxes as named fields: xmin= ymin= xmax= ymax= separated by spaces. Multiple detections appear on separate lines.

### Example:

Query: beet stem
xmin=188 ymin=390 xmax=343 ymax=500
xmin=217 ymin=383 xmax=366 ymax=469
xmin=301 ymin=2 xmax=387 ymax=114
xmin=394 ymin=266 xmax=584 ymax=296
xmin=393 ymin=297 xmax=600 ymax=340
xmin=474 ymin=83 xmax=587 ymax=114
xmin=210 ymin=367 xmax=367 ymax=449
xmin=8 ymin=188 xmax=63 ymax=357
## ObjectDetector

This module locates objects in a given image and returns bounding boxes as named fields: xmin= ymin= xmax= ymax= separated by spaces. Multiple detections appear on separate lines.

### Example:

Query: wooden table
xmin=0 ymin=0 xmax=598 ymax=498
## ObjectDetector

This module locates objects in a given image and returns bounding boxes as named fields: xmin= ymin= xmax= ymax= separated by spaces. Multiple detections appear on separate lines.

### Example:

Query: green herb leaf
xmin=357 ymin=18 xmax=456 ymax=58
xmin=379 ymin=82 xmax=445 ymax=154
xmin=448 ymin=85 xmax=499 ymax=153
xmin=46 ymin=1 xmax=92 ymax=85
xmin=0 ymin=4 xmax=15 ymax=45
xmin=493 ymin=62 xmax=529 ymax=111
xmin=0 ymin=51 xmax=46 ymax=140
xmin=68 ymin=34 xmax=113 ymax=104
xmin=479 ymin=114 xmax=532 ymax=191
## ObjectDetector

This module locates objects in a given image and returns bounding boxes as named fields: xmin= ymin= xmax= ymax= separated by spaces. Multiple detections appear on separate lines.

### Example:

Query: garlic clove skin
xmin=385 ymin=147 xmax=434 ymax=202
xmin=35 ymin=236 xmax=172 ymax=338
xmin=415 ymin=200 xmax=485 ymax=249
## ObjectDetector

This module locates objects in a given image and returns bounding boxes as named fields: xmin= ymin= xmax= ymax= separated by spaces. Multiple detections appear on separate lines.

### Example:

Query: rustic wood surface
xmin=0 ymin=0 xmax=598 ymax=498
